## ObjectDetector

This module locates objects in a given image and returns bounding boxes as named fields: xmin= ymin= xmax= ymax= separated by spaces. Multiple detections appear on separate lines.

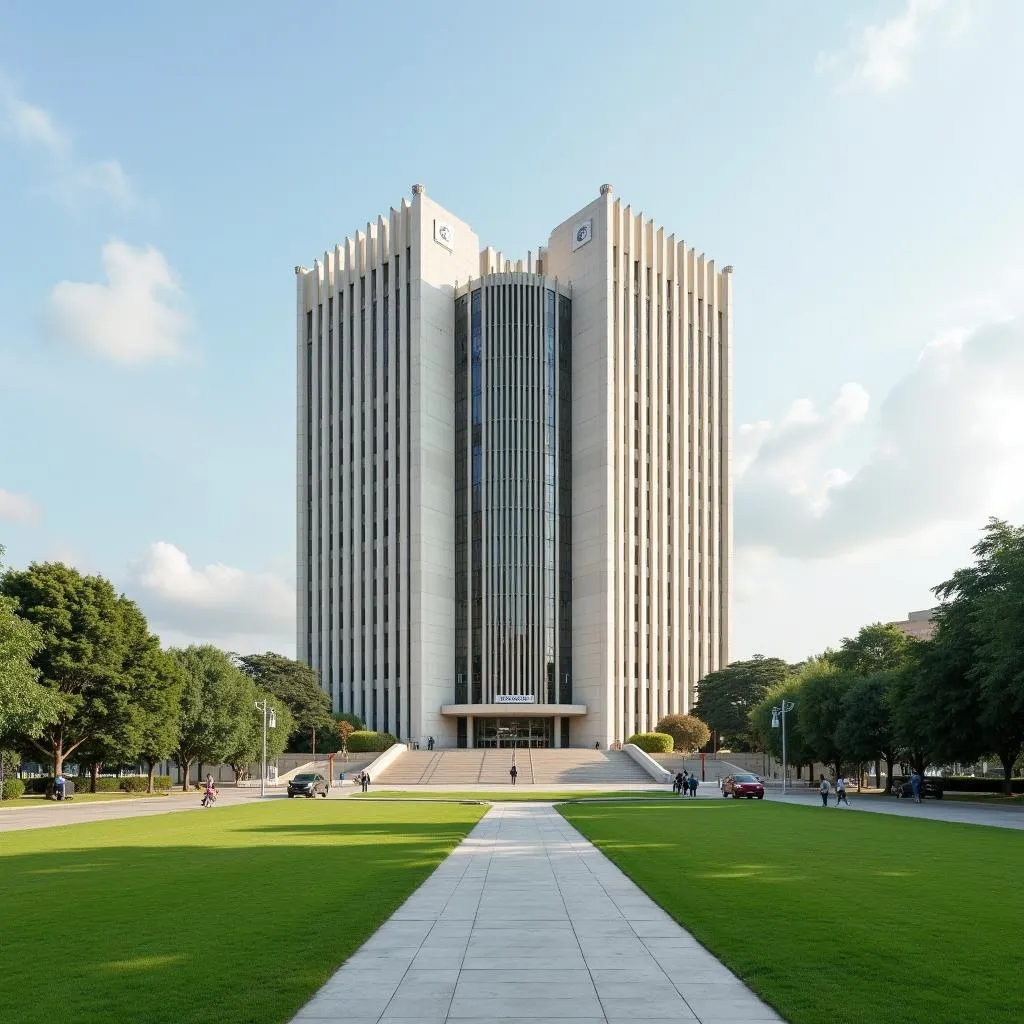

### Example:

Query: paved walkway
xmin=292 ymin=803 xmax=782 ymax=1023
xmin=771 ymin=789 xmax=1024 ymax=830
xmin=0 ymin=787 xmax=273 ymax=832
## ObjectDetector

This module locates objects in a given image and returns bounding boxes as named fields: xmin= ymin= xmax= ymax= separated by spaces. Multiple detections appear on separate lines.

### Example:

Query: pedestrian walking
xmin=361 ymin=771 xmax=371 ymax=793
xmin=674 ymin=772 xmax=684 ymax=796
xmin=201 ymin=774 xmax=217 ymax=807
xmin=819 ymin=774 xmax=830 ymax=807
xmin=910 ymin=770 xmax=922 ymax=804
xmin=835 ymin=775 xmax=849 ymax=807
xmin=510 ymin=764 xmax=518 ymax=785
xmin=427 ymin=736 xmax=435 ymax=751
xmin=688 ymin=774 xmax=698 ymax=798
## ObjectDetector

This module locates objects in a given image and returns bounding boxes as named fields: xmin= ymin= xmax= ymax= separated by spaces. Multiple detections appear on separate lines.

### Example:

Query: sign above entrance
xmin=495 ymin=694 xmax=537 ymax=704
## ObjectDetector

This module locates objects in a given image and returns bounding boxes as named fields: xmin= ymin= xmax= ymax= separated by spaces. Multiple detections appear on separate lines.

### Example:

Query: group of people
xmin=202 ymin=774 xmax=218 ymax=807
xmin=673 ymin=771 xmax=699 ymax=797
xmin=818 ymin=774 xmax=850 ymax=807
xmin=355 ymin=770 xmax=371 ymax=792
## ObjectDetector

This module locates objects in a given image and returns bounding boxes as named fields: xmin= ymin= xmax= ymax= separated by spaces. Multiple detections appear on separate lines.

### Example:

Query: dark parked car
xmin=722 ymin=773 xmax=765 ymax=799
xmin=287 ymin=773 xmax=329 ymax=798
xmin=891 ymin=777 xmax=943 ymax=800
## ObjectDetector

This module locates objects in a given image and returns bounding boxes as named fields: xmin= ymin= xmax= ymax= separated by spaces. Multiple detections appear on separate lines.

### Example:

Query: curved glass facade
xmin=454 ymin=275 xmax=572 ymax=708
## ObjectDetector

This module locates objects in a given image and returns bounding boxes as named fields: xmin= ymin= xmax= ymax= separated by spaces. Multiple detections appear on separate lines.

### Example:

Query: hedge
xmin=2 ymin=778 xmax=25 ymax=800
xmin=21 ymin=775 xmax=172 ymax=795
xmin=121 ymin=775 xmax=173 ymax=792
xmin=626 ymin=732 xmax=674 ymax=754
xmin=938 ymin=775 xmax=1024 ymax=794
xmin=346 ymin=731 xmax=399 ymax=753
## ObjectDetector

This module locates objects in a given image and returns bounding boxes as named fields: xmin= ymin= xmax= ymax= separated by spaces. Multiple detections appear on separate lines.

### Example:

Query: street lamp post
xmin=254 ymin=700 xmax=276 ymax=798
xmin=771 ymin=700 xmax=795 ymax=796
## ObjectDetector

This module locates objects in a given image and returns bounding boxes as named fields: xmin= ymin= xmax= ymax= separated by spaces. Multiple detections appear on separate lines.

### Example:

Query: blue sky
xmin=2 ymin=0 xmax=1023 ymax=661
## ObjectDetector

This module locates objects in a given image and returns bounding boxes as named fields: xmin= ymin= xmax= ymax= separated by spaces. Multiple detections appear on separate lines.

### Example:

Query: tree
xmin=134 ymin=649 xmax=186 ymax=793
xmin=0 ymin=590 xmax=61 ymax=741
xmin=750 ymin=678 xmax=814 ymax=776
xmin=236 ymin=653 xmax=332 ymax=751
xmin=832 ymin=623 xmax=916 ymax=676
xmin=223 ymin=692 xmax=294 ymax=782
xmin=1 ymin=562 xmax=154 ymax=777
xmin=289 ymin=712 xmax=365 ymax=755
xmin=337 ymin=719 xmax=355 ymax=758
xmin=693 ymin=656 xmax=791 ymax=750
xmin=796 ymin=661 xmax=852 ymax=777
xmin=655 ymin=714 xmax=711 ymax=754
xmin=931 ymin=519 xmax=1024 ymax=793
xmin=168 ymin=646 xmax=254 ymax=791
xmin=836 ymin=672 xmax=900 ymax=787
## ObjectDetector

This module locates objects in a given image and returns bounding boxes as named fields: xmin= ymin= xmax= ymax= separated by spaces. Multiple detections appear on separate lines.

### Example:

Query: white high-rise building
xmin=296 ymin=184 xmax=731 ymax=749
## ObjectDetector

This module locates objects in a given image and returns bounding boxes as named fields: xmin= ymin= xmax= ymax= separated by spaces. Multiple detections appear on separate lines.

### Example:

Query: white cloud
xmin=47 ymin=241 xmax=189 ymax=365
xmin=736 ymin=318 xmax=1024 ymax=558
xmin=816 ymin=0 xmax=962 ymax=93
xmin=0 ymin=76 xmax=134 ymax=208
xmin=127 ymin=542 xmax=295 ymax=655
xmin=0 ymin=489 xmax=41 ymax=526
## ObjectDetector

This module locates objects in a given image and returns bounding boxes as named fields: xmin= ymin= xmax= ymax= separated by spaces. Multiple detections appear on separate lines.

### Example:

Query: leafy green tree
xmin=168 ymin=646 xmax=253 ymax=791
xmin=836 ymin=672 xmax=900 ymax=786
xmin=931 ymin=519 xmax=1024 ymax=792
xmin=289 ymin=712 xmax=365 ymax=754
xmin=236 ymin=652 xmax=332 ymax=750
xmin=1 ymin=562 xmax=154 ymax=776
xmin=796 ymin=660 xmax=853 ymax=777
xmin=655 ymin=714 xmax=711 ymax=753
xmin=0 ymin=588 xmax=61 ymax=741
xmin=223 ymin=692 xmax=294 ymax=781
xmin=833 ymin=623 xmax=916 ymax=675
xmin=750 ymin=677 xmax=815 ymax=776
xmin=694 ymin=656 xmax=791 ymax=750
xmin=134 ymin=649 xmax=186 ymax=793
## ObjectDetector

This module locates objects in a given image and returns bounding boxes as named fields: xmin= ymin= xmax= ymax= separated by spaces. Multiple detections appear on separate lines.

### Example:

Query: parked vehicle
xmin=891 ymin=777 xmax=943 ymax=800
xmin=722 ymin=773 xmax=765 ymax=799
xmin=287 ymin=773 xmax=329 ymax=798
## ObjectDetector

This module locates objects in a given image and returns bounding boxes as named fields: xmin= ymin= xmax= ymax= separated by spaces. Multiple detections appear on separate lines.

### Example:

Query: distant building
xmin=891 ymin=608 xmax=937 ymax=640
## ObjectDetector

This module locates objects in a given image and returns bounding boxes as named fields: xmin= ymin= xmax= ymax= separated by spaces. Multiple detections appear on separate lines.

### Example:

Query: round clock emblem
xmin=576 ymin=226 xmax=589 ymax=242
xmin=439 ymin=225 xmax=451 ymax=242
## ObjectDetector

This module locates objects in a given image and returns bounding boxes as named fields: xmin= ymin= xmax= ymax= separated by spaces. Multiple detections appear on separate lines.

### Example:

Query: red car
xmin=722 ymin=773 xmax=765 ymax=799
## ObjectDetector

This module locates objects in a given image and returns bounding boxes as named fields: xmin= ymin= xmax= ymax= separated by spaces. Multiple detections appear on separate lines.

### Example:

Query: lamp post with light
xmin=771 ymin=700 xmax=795 ymax=796
xmin=254 ymin=699 xmax=276 ymax=798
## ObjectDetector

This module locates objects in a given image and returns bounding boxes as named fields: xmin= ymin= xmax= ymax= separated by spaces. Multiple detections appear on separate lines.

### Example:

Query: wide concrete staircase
xmin=374 ymin=748 xmax=654 ymax=786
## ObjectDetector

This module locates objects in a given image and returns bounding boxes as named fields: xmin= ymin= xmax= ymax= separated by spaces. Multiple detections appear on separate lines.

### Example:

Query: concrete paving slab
xmin=288 ymin=803 xmax=784 ymax=1023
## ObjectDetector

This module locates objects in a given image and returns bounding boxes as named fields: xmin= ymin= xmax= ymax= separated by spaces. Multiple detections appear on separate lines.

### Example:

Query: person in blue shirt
xmin=54 ymin=773 xmax=66 ymax=800
xmin=910 ymin=771 xmax=922 ymax=804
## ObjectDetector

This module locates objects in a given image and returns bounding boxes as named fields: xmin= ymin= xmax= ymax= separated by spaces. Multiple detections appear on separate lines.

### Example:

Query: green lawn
xmin=1 ymin=792 xmax=171 ymax=808
xmin=352 ymin=789 xmax=674 ymax=802
xmin=0 ymin=800 xmax=486 ymax=1024
xmin=560 ymin=800 xmax=1023 ymax=1024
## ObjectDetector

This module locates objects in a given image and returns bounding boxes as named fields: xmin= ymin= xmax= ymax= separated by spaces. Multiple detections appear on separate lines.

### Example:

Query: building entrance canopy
xmin=440 ymin=702 xmax=586 ymax=718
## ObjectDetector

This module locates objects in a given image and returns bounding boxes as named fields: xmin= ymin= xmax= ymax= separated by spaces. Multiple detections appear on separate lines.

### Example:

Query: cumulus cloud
xmin=736 ymin=318 xmax=1024 ymax=558
xmin=0 ymin=489 xmax=41 ymax=525
xmin=0 ymin=75 xmax=134 ymax=207
xmin=816 ymin=0 xmax=961 ymax=93
xmin=47 ymin=241 xmax=189 ymax=365
xmin=127 ymin=542 xmax=295 ymax=653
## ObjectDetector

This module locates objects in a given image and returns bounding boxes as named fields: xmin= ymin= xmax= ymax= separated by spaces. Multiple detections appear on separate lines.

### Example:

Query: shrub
xmin=936 ymin=776 xmax=1024 ymax=794
xmin=626 ymin=732 xmax=674 ymax=754
xmin=346 ymin=731 xmax=399 ymax=753
xmin=2 ymin=778 xmax=26 ymax=800
xmin=23 ymin=777 xmax=51 ymax=795
xmin=121 ymin=775 xmax=173 ymax=793
xmin=656 ymin=714 xmax=711 ymax=753
xmin=73 ymin=776 xmax=122 ymax=793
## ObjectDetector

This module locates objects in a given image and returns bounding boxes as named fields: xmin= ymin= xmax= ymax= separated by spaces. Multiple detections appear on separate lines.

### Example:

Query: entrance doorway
xmin=475 ymin=718 xmax=553 ymax=748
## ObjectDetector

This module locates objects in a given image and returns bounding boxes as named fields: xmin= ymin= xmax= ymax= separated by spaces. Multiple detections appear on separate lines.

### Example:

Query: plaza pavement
xmin=290 ymin=802 xmax=783 ymax=1024
xmin=769 ymin=787 xmax=1024 ymax=830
